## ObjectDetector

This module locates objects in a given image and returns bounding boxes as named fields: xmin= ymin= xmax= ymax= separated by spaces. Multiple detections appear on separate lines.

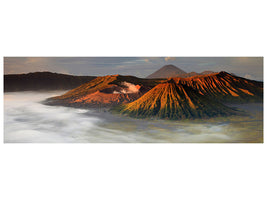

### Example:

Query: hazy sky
xmin=4 ymin=57 xmax=263 ymax=81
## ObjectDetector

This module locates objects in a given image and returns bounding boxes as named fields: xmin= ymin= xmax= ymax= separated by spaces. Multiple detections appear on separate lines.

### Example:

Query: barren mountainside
xmin=46 ymin=75 xmax=163 ymax=108
xmin=44 ymin=71 xmax=263 ymax=119
xmin=114 ymin=79 xmax=238 ymax=119
xmin=172 ymin=72 xmax=263 ymax=103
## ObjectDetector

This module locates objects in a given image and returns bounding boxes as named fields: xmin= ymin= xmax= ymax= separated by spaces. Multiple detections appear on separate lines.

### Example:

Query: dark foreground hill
xmin=114 ymin=79 xmax=238 ymax=120
xmin=4 ymin=72 xmax=96 ymax=92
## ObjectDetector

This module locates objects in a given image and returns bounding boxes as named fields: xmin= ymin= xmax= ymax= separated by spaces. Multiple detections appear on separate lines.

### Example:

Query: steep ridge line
xmin=46 ymin=75 xmax=164 ymax=108
xmin=114 ymin=79 xmax=238 ymax=120
xmin=172 ymin=72 xmax=263 ymax=103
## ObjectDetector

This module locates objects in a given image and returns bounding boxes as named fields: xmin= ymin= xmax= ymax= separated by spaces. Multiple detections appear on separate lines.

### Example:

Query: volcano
xmin=146 ymin=65 xmax=216 ymax=79
xmin=45 ymin=71 xmax=262 ymax=119
xmin=46 ymin=75 xmax=163 ymax=108
xmin=115 ymin=79 xmax=237 ymax=120
xmin=146 ymin=65 xmax=187 ymax=78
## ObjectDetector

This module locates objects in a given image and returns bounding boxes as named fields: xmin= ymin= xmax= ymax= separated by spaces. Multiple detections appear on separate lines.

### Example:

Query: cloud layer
xmin=4 ymin=91 xmax=262 ymax=143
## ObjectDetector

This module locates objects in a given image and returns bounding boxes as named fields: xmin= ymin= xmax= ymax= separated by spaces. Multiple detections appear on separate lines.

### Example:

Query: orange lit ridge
xmin=48 ymin=71 xmax=262 ymax=118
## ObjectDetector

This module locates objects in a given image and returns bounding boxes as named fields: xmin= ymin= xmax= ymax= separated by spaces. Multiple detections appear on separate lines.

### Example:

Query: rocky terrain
xmin=45 ymin=75 xmax=163 ymax=108
xmin=7 ymin=66 xmax=263 ymax=120
xmin=114 ymin=79 xmax=239 ymax=120
xmin=172 ymin=71 xmax=263 ymax=103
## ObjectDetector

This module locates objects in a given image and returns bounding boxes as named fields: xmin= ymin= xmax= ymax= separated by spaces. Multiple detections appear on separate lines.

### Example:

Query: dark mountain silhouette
xmin=146 ymin=65 xmax=216 ymax=78
xmin=46 ymin=75 xmax=163 ymax=108
xmin=114 ymin=79 xmax=238 ymax=120
xmin=172 ymin=71 xmax=263 ymax=103
xmin=146 ymin=65 xmax=187 ymax=78
xmin=4 ymin=72 xmax=96 ymax=92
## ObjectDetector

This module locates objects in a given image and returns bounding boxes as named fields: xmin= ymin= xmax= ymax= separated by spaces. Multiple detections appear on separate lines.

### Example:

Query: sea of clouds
xmin=4 ymin=91 xmax=241 ymax=143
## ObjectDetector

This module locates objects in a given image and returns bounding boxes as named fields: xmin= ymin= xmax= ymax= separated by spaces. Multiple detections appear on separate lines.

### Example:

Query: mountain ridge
xmin=4 ymin=71 xmax=97 ymax=92
xmin=146 ymin=65 xmax=216 ymax=79
xmin=114 ymin=79 xmax=238 ymax=119
xmin=45 ymin=71 xmax=263 ymax=111
xmin=45 ymin=75 xmax=163 ymax=108
xmin=172 ymin=71 xmax=263 ymax=103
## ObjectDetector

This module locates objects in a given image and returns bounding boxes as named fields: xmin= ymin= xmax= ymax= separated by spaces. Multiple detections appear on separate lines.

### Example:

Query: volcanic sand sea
xmin=4 ymin=91 xmax=263 ymax=143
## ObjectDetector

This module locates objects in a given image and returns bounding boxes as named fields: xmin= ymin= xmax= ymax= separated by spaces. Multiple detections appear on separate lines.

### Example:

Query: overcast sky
xmin=4 ymin=57 xmax=263 ymax=81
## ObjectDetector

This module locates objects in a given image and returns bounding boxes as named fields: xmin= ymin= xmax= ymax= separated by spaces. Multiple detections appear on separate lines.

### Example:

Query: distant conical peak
xmin=162 ymin=64 xmax=179 ymax=68
xmin=161 ymin=64 xmax=185 ymax=71
xmin=146 ymin=65 xmax=186 ymax=79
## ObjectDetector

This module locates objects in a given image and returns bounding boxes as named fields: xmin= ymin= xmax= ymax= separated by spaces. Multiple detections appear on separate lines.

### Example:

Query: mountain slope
xmin=46 ymin=75 xmax=163 ymax=108
xmin=46 ymin=71 xmax=263 ymax=110
xmin=146 ymin=65 xmax=186 ymax=78
xmin=146 ymin=65 xmax=216 ymax=79
xmin=115 ymin=79 xmax=237 ymax=119
xmin=4 ymin=72 xmax=96 ymax=92
xmin=173 ymin=71 xmax=263 ymax=103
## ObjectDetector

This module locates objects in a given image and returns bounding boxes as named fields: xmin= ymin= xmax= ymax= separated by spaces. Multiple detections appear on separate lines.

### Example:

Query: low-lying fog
xmin=4 ymin=91 xmax=263 ymax=143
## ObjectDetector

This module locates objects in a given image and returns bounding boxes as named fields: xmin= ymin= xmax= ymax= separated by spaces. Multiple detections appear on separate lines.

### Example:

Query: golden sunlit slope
xmin=44 ymin=72 xmax=263 ymax=116
xmin=173 ymin=72 xmax=263 ymax=103
xmin=115 ymin=79 xmax=238 ymax=120
xmin=46 ymin=75 xmax=163 ymax=108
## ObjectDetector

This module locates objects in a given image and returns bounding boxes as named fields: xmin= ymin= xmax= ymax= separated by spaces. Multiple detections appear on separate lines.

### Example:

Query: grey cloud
xmin=4 ymin=57 xmax=263 ymax=81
